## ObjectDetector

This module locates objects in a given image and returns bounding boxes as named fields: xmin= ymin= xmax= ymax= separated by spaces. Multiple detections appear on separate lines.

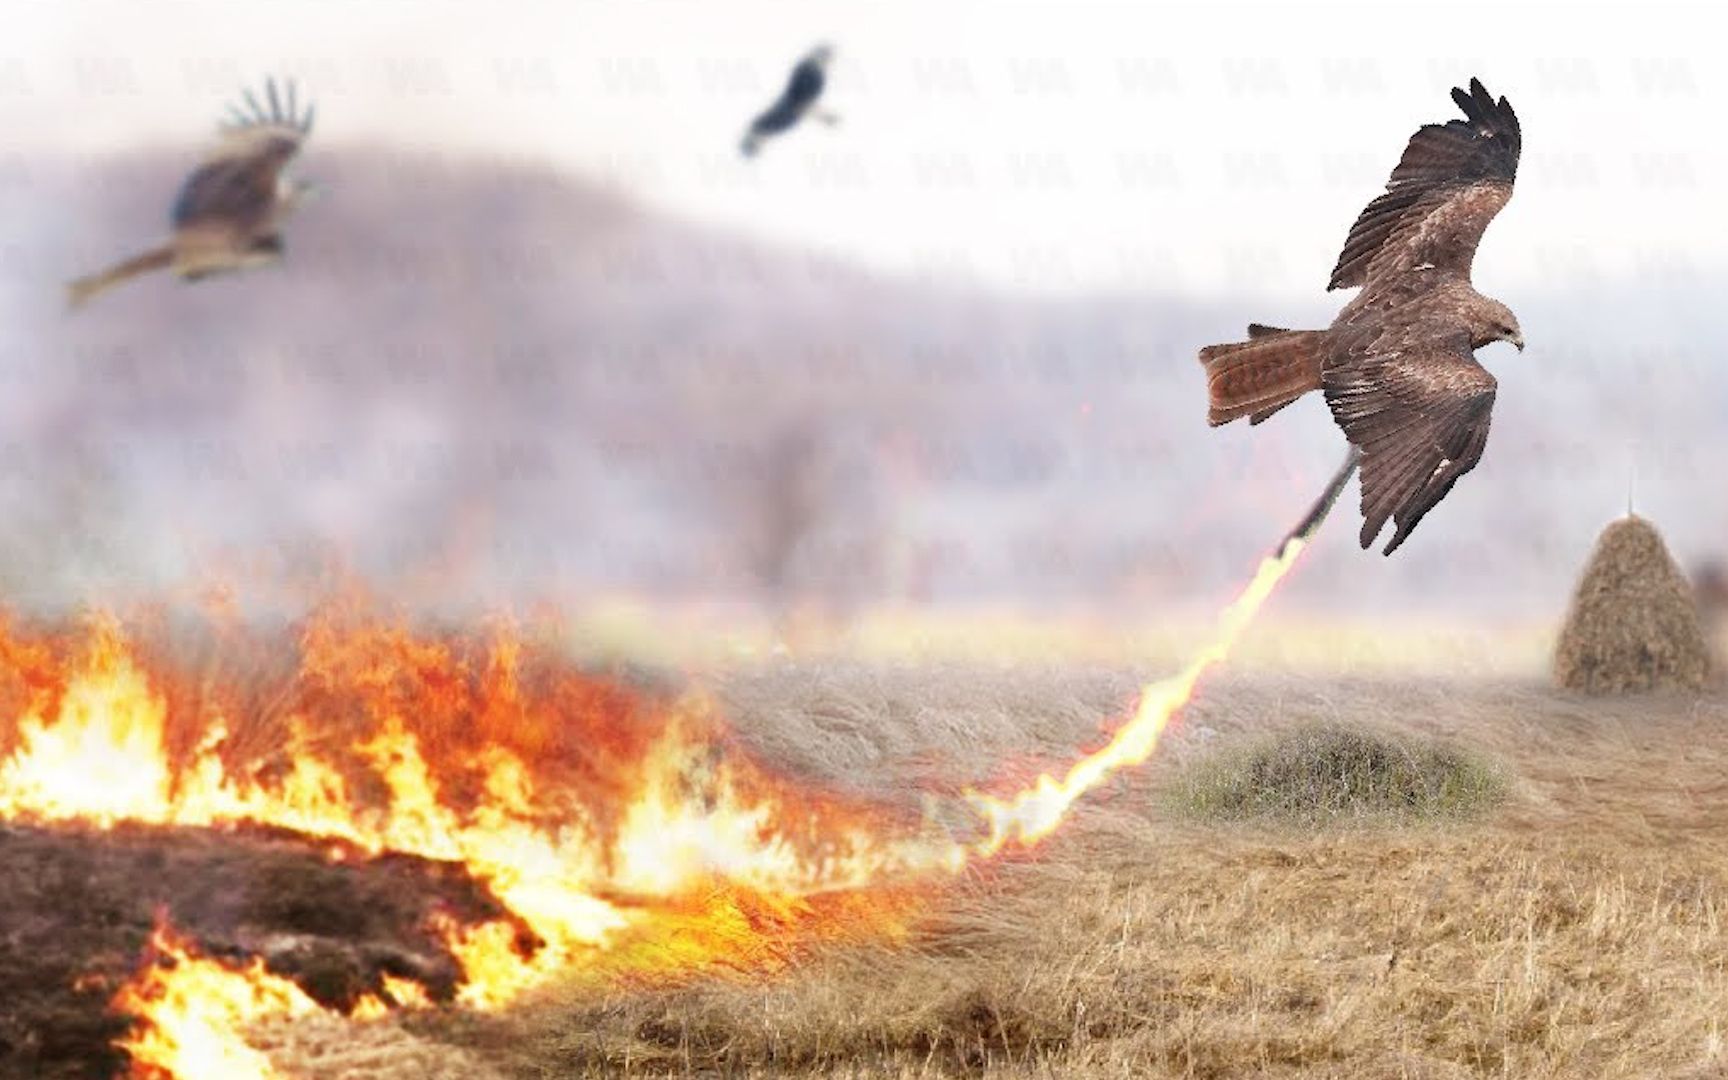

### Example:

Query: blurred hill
xmin=0 ymin=145 xmax=1722 ymax=619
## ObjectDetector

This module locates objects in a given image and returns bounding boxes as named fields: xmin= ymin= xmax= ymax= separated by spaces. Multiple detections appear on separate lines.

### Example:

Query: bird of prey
xmin=741 ymin=44 xmax=837 ymax=157
xmin=67 ymin=77 xmax=317 ymax=309
xmin=1199 ymin=77 xmax=1523 ymax=555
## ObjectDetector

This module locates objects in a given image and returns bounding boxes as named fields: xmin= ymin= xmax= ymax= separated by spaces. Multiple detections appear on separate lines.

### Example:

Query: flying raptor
xmin=741 ymin=44 xmax=837 ymax=157
xmin=67 ymin=77 xmax=317 ymax=309
xmin=1199 ymin=78 xmax=1523 ymax=554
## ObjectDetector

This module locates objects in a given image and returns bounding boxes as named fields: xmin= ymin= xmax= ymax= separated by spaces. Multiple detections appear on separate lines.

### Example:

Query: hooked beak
xmin=1511 ymin=333 xmax=1525 ymax=352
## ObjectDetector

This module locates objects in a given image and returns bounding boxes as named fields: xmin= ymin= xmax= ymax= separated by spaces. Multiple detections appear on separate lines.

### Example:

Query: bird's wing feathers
xmin=1329 ymin=78 xmax=1520 ymax=290
xmin=1323 ymin=327 xmax=1498 ymax=554
xmin=171 ymin=152 xmax=293 ymax=231
xmin=174 ymin=78 xmax=312 ymax=231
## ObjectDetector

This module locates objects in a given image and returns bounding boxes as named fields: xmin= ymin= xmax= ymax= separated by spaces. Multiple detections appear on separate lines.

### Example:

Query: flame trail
xmin=962 ymin=448 xmax=1361 ymax=856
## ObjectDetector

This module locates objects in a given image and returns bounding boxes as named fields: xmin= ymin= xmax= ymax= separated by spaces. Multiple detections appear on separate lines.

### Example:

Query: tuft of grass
xmin=1164 ymin=721 xmax=1506 ymax=825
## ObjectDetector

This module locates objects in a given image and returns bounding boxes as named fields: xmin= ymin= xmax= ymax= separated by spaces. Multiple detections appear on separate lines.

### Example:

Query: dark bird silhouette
xmin=1199 ymin=77 xmax=1523 ymax=554
xmin=67 ymin=77 xmax=317 ymax=309
xmin=741 ymin=44 xmax=837 ymax=157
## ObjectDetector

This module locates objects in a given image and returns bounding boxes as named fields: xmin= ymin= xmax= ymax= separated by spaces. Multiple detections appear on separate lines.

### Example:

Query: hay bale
xmin=1553 ymin=515 xmax=1710 ymax=693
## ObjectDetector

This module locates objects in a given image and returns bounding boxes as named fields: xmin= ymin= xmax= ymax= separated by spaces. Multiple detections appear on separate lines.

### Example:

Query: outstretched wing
xmin=1329 ymin=77 xmax=1520 ymax=290
xmin=172 ymin=77 xmax=313 ymax=233
xmin=1323 ymin=327 xmax=1498 ymax=554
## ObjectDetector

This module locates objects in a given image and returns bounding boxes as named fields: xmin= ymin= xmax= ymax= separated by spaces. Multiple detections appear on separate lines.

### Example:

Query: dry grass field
xmin=292 ymin=659 xmax=1728 ymax=1080
xmin=8 ymin=619 xmax=1728 ymax=1080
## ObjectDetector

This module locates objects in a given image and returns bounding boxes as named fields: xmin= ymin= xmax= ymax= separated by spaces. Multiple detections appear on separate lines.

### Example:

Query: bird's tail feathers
xmin=66 ymin=245 xmax=174 ymax=311
xmin=1199 ymin=325 xmax=1328 ymax=427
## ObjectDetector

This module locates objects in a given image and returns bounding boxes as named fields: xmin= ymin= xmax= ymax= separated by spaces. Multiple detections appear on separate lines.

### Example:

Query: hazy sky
xmin=7 ymin=0 xmax=1725 ymax=297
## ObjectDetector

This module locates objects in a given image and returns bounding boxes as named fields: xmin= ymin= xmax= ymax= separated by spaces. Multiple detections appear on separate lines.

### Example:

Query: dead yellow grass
xmin=254 ymin=1014 xmax=507 ymax=1079
xmin=275 ymin=666 xmax=1728 ymax=1079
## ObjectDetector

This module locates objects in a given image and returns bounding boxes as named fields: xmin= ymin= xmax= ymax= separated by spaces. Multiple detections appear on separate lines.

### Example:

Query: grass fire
xmin=0 ymin=599 xmax=950 ymax=1076
xmin=0 ymin=532 xmax=1315 ymax=1078
xmin=3 ymin=535 xmax=1727 ymax=1078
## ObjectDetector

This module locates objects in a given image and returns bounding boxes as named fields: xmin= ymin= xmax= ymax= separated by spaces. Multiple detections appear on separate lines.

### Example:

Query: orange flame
xmin=349 ymin=974 xmax=431 ymax=1021
xmin=114 ymin=922 xmax=321 ymax=1080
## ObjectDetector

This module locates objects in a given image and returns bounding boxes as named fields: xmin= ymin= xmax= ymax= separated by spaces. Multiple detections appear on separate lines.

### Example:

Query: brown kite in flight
xmin=67 ymin=78 xmax=317 ymax=309
xmin=1200 ymin=78 xmax=1523 ymax=554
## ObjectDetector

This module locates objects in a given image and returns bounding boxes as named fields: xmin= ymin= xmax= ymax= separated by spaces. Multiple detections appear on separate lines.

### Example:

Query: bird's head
xmin=806 ymin=43 xmax=836 ymax=67
xmin=1471 ymin=297 xmax=1524 ymax=353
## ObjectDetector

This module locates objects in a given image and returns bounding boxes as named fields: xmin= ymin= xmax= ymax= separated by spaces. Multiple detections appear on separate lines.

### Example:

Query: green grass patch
xmin=1165 ymin=722 xmax=1507 ymax=826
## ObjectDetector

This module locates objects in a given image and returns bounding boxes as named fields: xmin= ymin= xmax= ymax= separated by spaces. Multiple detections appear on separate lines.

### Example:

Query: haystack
xmin=1553 ymin=515 xmax=1711 ymax=693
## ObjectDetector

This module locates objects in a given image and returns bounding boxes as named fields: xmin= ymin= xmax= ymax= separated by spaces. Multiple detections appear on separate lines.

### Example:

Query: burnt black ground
xmin=0 ymin=821 xmax=511 ymax=1080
